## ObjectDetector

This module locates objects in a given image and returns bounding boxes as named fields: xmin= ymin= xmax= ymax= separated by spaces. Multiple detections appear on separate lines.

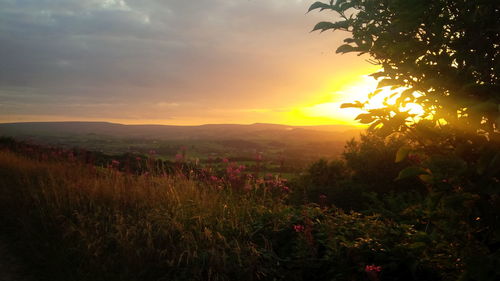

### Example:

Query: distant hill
xmin=0 ymin=122 xmax=363 ymax=143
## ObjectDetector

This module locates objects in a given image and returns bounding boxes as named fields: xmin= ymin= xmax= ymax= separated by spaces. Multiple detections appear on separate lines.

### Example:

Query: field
xmin=0 ymin=122 xmax=362 ymax=175
xmin=0 ymin=135 xmax=493 ymax=281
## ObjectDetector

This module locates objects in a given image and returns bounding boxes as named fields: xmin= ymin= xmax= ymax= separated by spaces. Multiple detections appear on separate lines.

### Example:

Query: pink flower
xmin=293 ymin=224 xmax=305 ymax=232
xmin=111 ymin=160 xmax=120 ymax=166
xmin=222 ymin=158 xmax=229 ymax=163
xmin=365 ymin=265 xmax=382 ymax=273
xmin=282 ymin=186 xmax=290 ymax=192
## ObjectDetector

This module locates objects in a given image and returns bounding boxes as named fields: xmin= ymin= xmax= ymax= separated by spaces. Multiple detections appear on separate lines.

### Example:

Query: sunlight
xmin=297 ymin=75 xmax=425 ymax=125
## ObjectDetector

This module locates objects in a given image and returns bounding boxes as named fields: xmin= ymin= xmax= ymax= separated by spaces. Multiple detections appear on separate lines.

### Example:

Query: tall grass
xmin=0 ymin=149 xmax=444 ymax=281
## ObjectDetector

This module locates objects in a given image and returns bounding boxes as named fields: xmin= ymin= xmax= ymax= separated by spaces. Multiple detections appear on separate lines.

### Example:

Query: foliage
xmin=310 ymin=1 xmax=500 ymax=279
xmin=309 ymin=0 xmax=500 ymax=136
xmin=292 ymin=132 xmax=424 ymax=211
xmin=343 ymin=133 xmax=424 ymax=194
xmin=0 ymin=147 xmax=463 ymax=281
xmin=290 ymin=158 xmax=366 ymax=210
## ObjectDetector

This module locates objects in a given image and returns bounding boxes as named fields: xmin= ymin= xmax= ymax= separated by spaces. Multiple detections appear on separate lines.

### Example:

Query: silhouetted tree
xmin=310 ymin=1 xmax=500 ymax=279
xmin=309 ymin=0 xmax=499 ymax=137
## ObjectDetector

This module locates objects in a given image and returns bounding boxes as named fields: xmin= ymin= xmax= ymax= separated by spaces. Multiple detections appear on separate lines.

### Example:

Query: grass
xmin=0 ymin=148 xmax=445 ymax=281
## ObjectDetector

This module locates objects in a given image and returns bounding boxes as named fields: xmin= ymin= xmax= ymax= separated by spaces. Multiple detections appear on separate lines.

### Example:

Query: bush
xmin=292 ymin=132 xmax=425 ymax=211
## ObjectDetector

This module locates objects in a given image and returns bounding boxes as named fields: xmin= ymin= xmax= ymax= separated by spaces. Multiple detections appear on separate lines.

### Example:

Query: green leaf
xmin=419 ymin=174 xmax=434 ymax=184
xmin=311 ymin=21 xmax=336 ymax=32
xmin=339 ymin=1 xmax=357 ymax=11
xmin=308 ymin=2 xmax=333 ymax=13
xmin=336 ymin=44 xmax=356 ymax=53
xmin=395 ymin=166 xmax=429 ymax=181
xmin=312 ymin=21 xmax=350 ymax=32
xmin=395 ymin=146 xmax=412 ymax=163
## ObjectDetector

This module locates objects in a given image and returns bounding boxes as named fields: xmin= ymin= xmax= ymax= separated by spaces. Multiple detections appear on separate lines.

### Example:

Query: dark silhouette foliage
xmin=310 ymin=0 xmax=500 ymax=136
xmin=310 ymin=1 xmax=500 ymax=279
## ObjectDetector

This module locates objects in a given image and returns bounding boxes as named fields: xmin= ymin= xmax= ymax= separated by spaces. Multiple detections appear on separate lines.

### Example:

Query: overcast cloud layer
xmin=0 ymin=0 xmax=372 ymax=124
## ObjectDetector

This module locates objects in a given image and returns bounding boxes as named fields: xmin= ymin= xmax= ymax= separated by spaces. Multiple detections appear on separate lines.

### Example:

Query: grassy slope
xmin=0 ymin=150 xmax=443 ymax=281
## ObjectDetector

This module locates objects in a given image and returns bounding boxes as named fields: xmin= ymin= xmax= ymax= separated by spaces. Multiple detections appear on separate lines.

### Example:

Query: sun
xmin=292 ymin=75 xmax=425 ymax=126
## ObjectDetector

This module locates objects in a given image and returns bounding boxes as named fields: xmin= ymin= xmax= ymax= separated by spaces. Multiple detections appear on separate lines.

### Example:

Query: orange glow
xmin=291 ymin=75 xmax=425 ymax=126
xmin=1 ymin=73 xmax=426 ymax=127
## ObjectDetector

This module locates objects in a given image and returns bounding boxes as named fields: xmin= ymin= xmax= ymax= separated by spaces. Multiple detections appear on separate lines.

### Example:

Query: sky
xmin=0 ymin=0 xmax=380 ymax=126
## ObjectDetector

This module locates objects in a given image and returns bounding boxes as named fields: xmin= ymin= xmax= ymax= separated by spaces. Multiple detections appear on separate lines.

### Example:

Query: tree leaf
xmin=395 ymin=166 xmax=429 ymax=181
xmin=340 ymin=101 xmax=364 ymax=108
xmin=311 ymin=21 xmax=336 ymax=32
xmin=355 ymin=113 xmax=375 ymax=124
xmin=336 ymin=44 xmax=356 ymax=53
xmin=377 ymin=79 xmax=396 ymax=88
xmin=418 ymin=174 xmax=434 ymax=184
xmin=308 ymin=2 xmax=333 ymax=13
xmin=395 ymin=146 xmax=412 ymax=163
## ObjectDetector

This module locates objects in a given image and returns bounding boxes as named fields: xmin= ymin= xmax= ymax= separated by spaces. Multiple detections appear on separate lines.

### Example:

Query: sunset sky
xmin=0 ymin=0 xmax=380 ymax=126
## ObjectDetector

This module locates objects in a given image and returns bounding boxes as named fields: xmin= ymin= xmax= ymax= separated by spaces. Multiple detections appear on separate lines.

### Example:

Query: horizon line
xmin=0 ymin=120 xmax=366 ymax=128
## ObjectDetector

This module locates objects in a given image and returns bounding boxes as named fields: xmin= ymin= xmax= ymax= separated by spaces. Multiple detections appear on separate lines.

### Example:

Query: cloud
xmin=0 ymin=0 xmax=367 ymax=124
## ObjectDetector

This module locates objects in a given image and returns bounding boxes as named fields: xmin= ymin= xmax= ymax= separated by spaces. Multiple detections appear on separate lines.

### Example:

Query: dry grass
xmin=0 ymin=149 xmax=440 ymax=281
xmin=0 ymin=150 xmax=293 ymax=280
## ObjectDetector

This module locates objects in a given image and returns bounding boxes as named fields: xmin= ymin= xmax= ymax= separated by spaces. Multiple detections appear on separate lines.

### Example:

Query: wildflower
xmin=293 ymin=224 xmax=305 ymax=232
xmin=365 ymin=265 xmax=382 ymax=273
xmin=365 ymin=264 xmax=382 ymax=281
xmin=282 ymin=186 xmax=290 ymax=192
xmin=222 ymin=158 xmax=229 ymax=163
xmin=111 ymin=160 xmax=120 ymax=166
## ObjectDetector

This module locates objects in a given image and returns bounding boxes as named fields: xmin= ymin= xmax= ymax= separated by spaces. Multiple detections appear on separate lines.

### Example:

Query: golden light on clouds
xmin=0 ymin=0 xmax=425 ymax=127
